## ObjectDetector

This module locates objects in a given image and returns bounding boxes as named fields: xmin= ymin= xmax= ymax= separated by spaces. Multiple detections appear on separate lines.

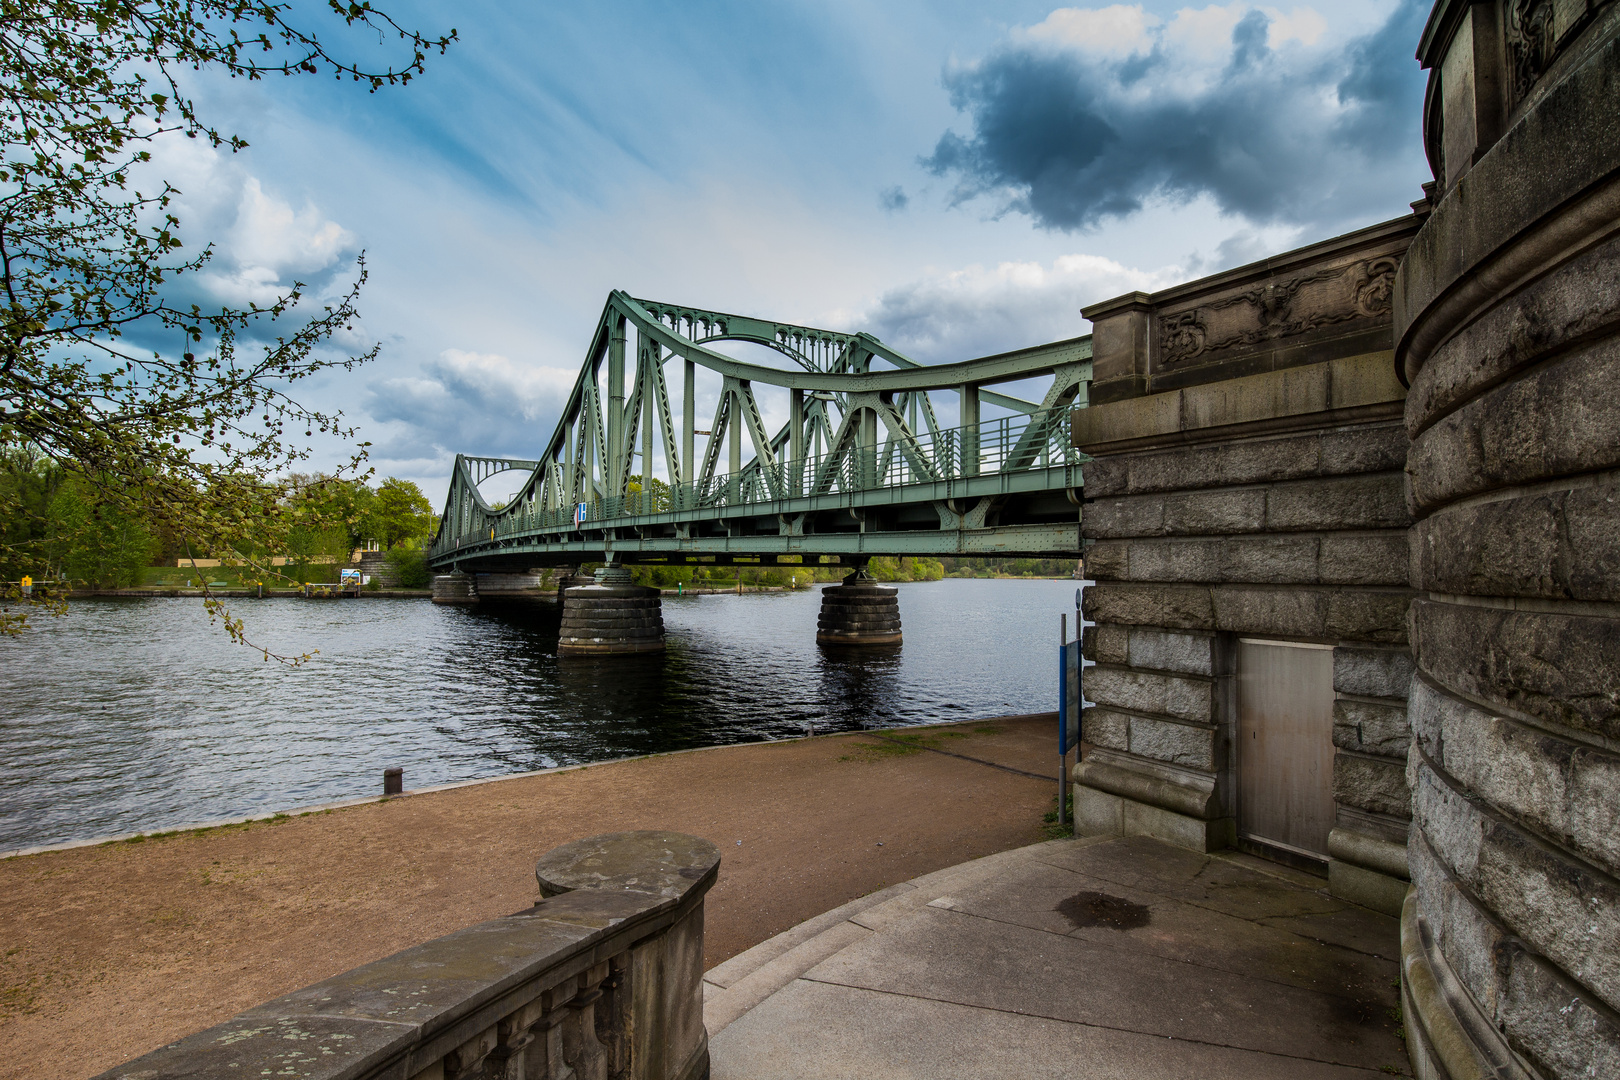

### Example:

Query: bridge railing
xmin=442 ymin=406 xmax=1078 ymax=552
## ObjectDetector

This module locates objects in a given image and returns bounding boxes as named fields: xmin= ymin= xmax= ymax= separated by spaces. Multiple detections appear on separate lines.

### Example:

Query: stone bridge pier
xmin=816 ymin=561 xmax=902 ymax=647
xmin=558 ymin=563 xmax=666 ymax=657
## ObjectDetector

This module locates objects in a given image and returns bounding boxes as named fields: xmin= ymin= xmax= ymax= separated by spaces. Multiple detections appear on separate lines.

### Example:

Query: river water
xmin=0 ymin=579 xmax=1078 ymax=851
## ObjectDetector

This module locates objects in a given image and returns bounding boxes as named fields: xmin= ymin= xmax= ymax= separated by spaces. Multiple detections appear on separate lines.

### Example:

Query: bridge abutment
xmin=558 ymin=564 xmax=666 ymax=657
xmin=816 ymin=566 xmax=902 ymax=647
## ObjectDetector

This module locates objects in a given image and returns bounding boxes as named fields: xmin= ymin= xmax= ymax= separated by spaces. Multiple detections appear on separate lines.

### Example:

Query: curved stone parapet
xmin=429 ymin=570 xmax=478 ymax=605
xmin=816 ymin=574 xmax=902 ymax=647
xmin=559 ymin=566 xmax=665 ymax=656
xmin=1396 ymin=5 xmax=1620 ymax=1077
xmin=92 ymin=831 xmax=720 ymax=1080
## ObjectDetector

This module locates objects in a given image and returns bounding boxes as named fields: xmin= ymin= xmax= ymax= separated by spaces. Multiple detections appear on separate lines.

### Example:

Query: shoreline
xmin=60 ymin=574 xmax=1081 ymax=601
xmin=0 ymin=711 xmax=1060 ymax=862
xmin=0 ymin=715 xmax=1061 ymax=1079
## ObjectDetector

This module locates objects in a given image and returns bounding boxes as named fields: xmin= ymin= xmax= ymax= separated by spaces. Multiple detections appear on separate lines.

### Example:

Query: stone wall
xmin=1074 ymin=217 xmax=1421 ymax=911
xmin=1396 ymin=3 xmax=1620 ymax=1077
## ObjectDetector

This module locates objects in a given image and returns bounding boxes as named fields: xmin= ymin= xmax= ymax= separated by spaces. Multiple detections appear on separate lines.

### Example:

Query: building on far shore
xmin=1072 ymin=2 xmax=1620 ymax=1075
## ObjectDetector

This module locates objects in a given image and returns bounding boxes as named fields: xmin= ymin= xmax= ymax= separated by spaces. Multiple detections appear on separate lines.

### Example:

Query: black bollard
xmin=383 ymin=767 xmax=403 ymax=796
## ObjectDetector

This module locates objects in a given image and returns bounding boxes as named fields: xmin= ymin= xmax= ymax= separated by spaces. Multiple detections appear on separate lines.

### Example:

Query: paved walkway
xmin=705 ymin=835 xmax=1409 ymax=1079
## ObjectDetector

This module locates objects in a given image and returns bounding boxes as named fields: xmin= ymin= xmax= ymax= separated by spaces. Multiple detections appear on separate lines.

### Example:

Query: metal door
xmin=1237 ymin=639 xmax=1335 ymax=857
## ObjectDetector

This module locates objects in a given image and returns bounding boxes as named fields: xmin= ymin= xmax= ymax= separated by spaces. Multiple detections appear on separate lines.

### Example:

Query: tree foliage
xmin=0 ymin=2 xmax=454 ymax=643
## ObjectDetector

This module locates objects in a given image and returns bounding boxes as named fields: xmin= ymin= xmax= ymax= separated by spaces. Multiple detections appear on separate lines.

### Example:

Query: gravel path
xmin=0 ymin=715 xmax=1060 ymax=1079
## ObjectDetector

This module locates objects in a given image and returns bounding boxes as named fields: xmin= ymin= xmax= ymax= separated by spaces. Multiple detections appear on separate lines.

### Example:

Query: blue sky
xmin=154 ymin=0 xmax=1430 ymax=508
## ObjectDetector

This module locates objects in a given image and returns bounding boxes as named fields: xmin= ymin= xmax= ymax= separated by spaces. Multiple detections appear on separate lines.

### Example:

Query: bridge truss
xmin=428 ymin=291 xmax=1091 ymax=571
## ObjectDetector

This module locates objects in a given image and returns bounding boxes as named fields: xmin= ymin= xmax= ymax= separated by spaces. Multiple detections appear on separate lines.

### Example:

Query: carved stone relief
xmin=1157 ymin=257 xmax=1398 ymax=365
xmin=1507 ymin=0 xmax=1559 ymax=102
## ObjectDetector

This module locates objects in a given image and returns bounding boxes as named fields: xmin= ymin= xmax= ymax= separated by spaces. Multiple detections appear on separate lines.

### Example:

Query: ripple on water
xmin=0 ymin=578 xmax=1077 ymax=849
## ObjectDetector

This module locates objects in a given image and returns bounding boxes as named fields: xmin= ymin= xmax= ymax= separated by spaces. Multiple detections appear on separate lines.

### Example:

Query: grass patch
xmin=1041 ymin=791 xmax=1074 ymax=840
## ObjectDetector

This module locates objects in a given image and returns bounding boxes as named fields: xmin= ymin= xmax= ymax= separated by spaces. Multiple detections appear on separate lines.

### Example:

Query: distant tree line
xmin=0 ymin=448 xmax=435 ymax=590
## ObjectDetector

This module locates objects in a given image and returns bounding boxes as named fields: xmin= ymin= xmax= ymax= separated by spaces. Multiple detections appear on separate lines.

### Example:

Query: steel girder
xmin=429 ymin=293 xmax=1092 ymax=571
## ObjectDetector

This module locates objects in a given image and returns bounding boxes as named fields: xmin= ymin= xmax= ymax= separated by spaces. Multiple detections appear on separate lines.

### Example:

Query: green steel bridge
xmin=427 ymin=291 xmax=1092 ymax=573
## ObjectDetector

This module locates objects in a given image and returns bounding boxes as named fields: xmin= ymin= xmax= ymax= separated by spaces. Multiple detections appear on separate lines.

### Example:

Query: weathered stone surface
xmin=1414 ymin=481 xmax=1620 ymax=602
xmin=1080 ymin=541 xmax=1128 ymax=581
xmin=1408 ymin=836 xmax=1620 ymax=1080
xmin=1323 ymin=589 xmax=1412 ymax=644
xmin=1408 ymin=230 xmax=1620 ymax=433
xmin=1081 ymin=707 xmax=1130 ymax=752
xmin=1264 ymin=473 xmax=1408 ymax=532
xmin=1413 ymin=756 xmax=1620 ymax=1011
xmin=536 ymin=830 xmax=721 ymax=899
xmin=1332 ymin=753 xmax=1411 ymax=817
xmin=1409 ymin=678 xmax=1620 ymax=876
xmin=1084 ymin=475 xmax=1406 ymax=540
xmin=1084 ymin=667 xmax=1213 ymax=723
xmin=1127 ymin=715 xmax=1217 ymax=771
xmin=1210 ymin=586 xmax=1326 ymax=638
xmin=1126 ymin=628 xmax=1214 ymax=676
xmin=1412 ymin=598 xmax=1620 ymax=741
xmin=1083 ymin=583 xmax=1214 ymax=630
xmin=1081 ymin=422 xmax=1407 ymax=498
xmin=1332 ymin=699 xmax=1410 ymax=757
xmin=1394 ymin=26 xmax=1620 ymax=367
xmin=1093 ymin=535 xmax=1409 ymax=587
xmin=1163 ymin=489 xmax=1268 ymax=534
xmin=1318 ymin=534 xmax=1410 ymax=585
xmin=1332 ymin=646 xmax=1415 ymax=699
xmin=1085 ymin=623 xmax=1129 ymax=665
xmin=1407 ymin=337 xmax=1620 ymax=511
xmin=1074 ymin=753 xmax=1220 ymax=820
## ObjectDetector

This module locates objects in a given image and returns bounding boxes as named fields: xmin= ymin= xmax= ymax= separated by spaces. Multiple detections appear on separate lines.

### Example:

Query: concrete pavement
xmin=705 ymin=834 xmax=1409 ymax=1078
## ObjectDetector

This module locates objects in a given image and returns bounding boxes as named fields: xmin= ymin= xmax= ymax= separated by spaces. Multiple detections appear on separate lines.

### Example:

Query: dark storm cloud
xmin=924 ymin=1 xmax=1430 ymax=232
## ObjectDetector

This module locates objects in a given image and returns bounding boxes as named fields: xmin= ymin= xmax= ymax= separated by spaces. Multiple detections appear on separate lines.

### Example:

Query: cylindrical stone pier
xmin=558 ymin=564 xmax=665 ymax=657
xmin=430 ymin=571 xmax=478 ymax=605
xmin=816 ymin=568 xmax=901 ymax=647
xmin=556 ymin=567 xmax=596 ymax=603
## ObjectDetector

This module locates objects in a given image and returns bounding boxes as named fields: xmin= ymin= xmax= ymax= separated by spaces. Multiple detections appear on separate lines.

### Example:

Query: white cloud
xmin=849 ymin=252 xmax=1188 ymax=363
xmin=1018 ymin=5 xmax=1160 ymax=56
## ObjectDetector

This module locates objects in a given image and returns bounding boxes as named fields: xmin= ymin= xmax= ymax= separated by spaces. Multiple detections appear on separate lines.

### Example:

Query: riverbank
xmin=0 ymin=715 xmax=1061 ymax=1079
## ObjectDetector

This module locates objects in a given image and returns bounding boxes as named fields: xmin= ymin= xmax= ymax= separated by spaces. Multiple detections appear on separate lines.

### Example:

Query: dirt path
xmin=0 ymin=716 xmax=1062 ymax=1079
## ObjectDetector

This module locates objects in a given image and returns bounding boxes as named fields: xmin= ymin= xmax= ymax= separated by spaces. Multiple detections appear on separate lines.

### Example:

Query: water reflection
xmin=0 ymin=579 xmax=1075 ymax=849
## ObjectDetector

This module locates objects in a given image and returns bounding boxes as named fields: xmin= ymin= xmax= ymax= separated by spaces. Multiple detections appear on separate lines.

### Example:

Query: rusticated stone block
xmin=1083 ymin=495 xmax=1170 ymax=538
xmin=1217 ymin=535 xmax=1319 ymax=582
xmin=1333 ymin=752 xmax=1411 ymax=817
xmin=1162 ymin=489 xmax=1267 ymax=534
xmin=1082 ymin=541 xmax=1128 ymax=580
xmin=1333 ymin=646 xmax=1415 ymax=699
xmin=1080 ymin=422 xmax=1406 ymax=498
xmin=1407 ymin=230 xmax=1620 ymax=433
xmin=1409 ymin=678 xmax=1620 ymax=876
xmin=1126 ymin=628 xmax=1214 ymax=675
xmin=1407 ymin=337 xmax=1620 ymax=511
xmin=1086 ymin=623 xmax=1129 ymax=665
xmin=1408 ymin=835 xmax=1620 ymax=1080
xmin=1319 ymin=423 xmax=1409 ymax=477
xmin=1265 ymin=473 xmax=1409 ymax=531
xmin=1082 ymin=707 xmax=1130 ymax=751
xmin=1083 ymin=583 xmax=1214 ymax=630
xmin=1084 ymin=666 xmax=1213 ymax=723
xmin=1127 ymin=714 xmax=1217 ymax=771
xmin=1414 ymin=481 xmax=1620 ymax=603
xmin=1414 ymin=757 xmax=1620 ymax=1011
xmin=1332 ymin=699 xmax=1410 ymax=757
xmin=1318 ymin=533 xmax=1409 ymax=586
xmin=1324 ymin=589 xmax=1411 ymax=643
xmin=1412 ymin=598 xmax=1620 ymax=741
xmin=1211 ymin=586 xmax=1327 ymax=638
